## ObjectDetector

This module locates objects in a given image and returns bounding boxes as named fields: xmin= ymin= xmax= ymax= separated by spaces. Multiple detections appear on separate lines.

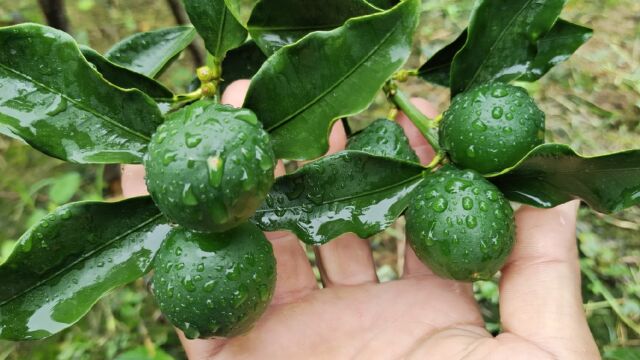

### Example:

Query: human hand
xmin=122 ymin=81 xmax=599 ymax=360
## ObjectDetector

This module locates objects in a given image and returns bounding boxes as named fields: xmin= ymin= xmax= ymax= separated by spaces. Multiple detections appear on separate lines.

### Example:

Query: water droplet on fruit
xmin=432 ymin=197 xmax=448 ymax=213
xmin=492 ymin=87 xmax=509 ymax=98
xmin=505 ymin=112 xmax=514 ymax=121
xmin=203 ymin=280 xmax=216 ymax=292
xmin=462 ymin=197 xmax=474 ymax=210
xmin=486 ymin=190 xmax=499 ymax=202
xmin=176 ymin=262 xmax=185 ymax=270
xmin=207 ymin=156 xmax=224 ymax=187
xmin=182 ymin=275 xmax=196 ymax=292
xmin=445 ymin=178 xmax=471 ymax=193
xmin=182 ymin=183 xmax=198 ymax=206
xmin=233 ymin=286 xmax=248 ymax=308
xmin=472 ymin=120 xmax=487 ymax=131
xmin=60 ymin=209 xmax=72 ymax=220
xmin=479 ymin=201 xmax=488 ymax=212
xmin=466 ymin=215 xmax=478 ymax=229
xmin=503 ymin=126 xmax=513 ymax=134
xmin=255 ymin=147 xmax=273 ymax=171
xmin=258 ymin=284 xmax=270 ymax=301
xmin=492 ymin=106 xmax=504 ymax=119
xmin=466 ymin=145 xmax=477 ymax=158
xmin=163 ymin=152 xmax=177 ymax=165
xmin=182 ymin=324 xmax=200 ymax=339
xmin=185 ymin=133 xmax=202 ymax=148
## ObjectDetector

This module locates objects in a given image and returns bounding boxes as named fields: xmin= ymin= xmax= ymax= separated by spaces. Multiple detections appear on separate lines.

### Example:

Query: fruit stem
xmin=393 ymin=69 xmax=419 ymax=82
xmin=172 ymin=88 xmax=203 ymax=104
xmin=388 ymin=88 xmax=441 ymax=153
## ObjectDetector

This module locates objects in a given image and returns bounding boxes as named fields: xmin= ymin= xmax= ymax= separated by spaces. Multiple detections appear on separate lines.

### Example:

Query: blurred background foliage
xmin=0 ymin=0 xmax=639 ymax=358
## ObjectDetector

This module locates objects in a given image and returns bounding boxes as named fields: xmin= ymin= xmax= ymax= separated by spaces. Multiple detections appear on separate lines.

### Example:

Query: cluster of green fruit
xmin=379 ymin=82 xmax=543 ymax=282
xmin=144 ymin=81 xmax=544 ymax=339
xmin=144 ymin=100 xmax=278 ymax=339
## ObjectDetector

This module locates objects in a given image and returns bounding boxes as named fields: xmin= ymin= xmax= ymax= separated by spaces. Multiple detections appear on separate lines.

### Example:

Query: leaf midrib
xmin=255 ymin=173 xmax=423 ymax=214
xmin=250 ymin=24 xmax=342 ymax=32
xmin=501 ymin=166 xmax=640 ymax=179
xmin=0 ymin=212 xmax=163 ymax=307
xmin=264 ymin=20 xmax=403 ymax=132
xmin=0 ymin=63 xmax=152 ymax=143
xmin=462 ymin=0 xmax=535 ymax=91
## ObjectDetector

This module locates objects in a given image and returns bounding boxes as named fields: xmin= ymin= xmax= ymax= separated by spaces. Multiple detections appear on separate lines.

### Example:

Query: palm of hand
xmin=122 ymin=81 xmax=599 ymax=360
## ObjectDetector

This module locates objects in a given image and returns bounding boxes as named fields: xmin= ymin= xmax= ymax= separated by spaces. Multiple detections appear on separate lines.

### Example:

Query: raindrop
xmin=472 ymin=120 xmax=487 ymax=131
xmin=492 ymin=87 xmax=509 ymax=98
xmin=466 ymin=145 xmax=477 ymax=158
xmin=175 ymin=247 xmax=183 ymax=256
xmin=204 ymin=280 xmax=216 ymax=292
xmin=207 ymin=156 xmax=224 ymax=187
xmin=163 ymin=152 xmax=177 ymax=166
xmin=466 ymin=215 xmax=478 ymax=229
xmin=462 ymin=197 xmax=474 ymax=210
xmin=182 ymin=275 xmax=196 ymax=292
xmin=196 ymin=263 xmax=205 ymax=272
xmin=431 ymin=197 xmax=448 ymax=213
xmin=182 ymin=183 xmax=199 ymax=206
xmin=156 ymin=132 xmax=168 ymax=144
xmin=492 ymin=106 xmax=504 ymax=119
xmin=185 ymin=133 xmax=202 ymax=148
xmin=503 ymin=126 xmax=513 ymax=134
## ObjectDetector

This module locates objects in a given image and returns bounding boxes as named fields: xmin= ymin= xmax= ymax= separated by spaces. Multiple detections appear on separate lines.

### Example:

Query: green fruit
xmin=145 ymin=101 xmax=276 ymax=233
xmin=346 ymin=119 xmax=419 ymax=163
xmin=439 ymin=83 xmax=545 ymax=174
xmin=151 ymin=223 xmax=277 ymax=339
xmin=405 ymin=165 xmax=515 ymax=281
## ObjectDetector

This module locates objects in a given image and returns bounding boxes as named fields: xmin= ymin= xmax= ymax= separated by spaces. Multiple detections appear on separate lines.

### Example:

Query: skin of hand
xmin=122 ymin=80 xmax=600 ymax=360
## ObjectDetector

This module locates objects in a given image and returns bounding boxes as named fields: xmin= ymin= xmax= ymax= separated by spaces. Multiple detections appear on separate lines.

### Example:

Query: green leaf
xmin=244 ymin=0 xmax=420 ymax=160
xmin=0 ymin=24 xmax=163 ymax=164
xmin=0 ymin=197 xmax=170 ymax=341
xmin=418 ymin=29 xmax=467 ymax=87
xmin=252 ymin=151 xmax=425 ymax=245
xmin=115 ymin=346 xmax=174 ymax=360
xmin=220 ymin=40 xmax=267 ymax=92
xmin=48 ymin=172 xmax=82 ymax=205
xmin=487 ymin=144 xmax=640 ymax=213
xmin=183 ymin=0 xmax=247 ymax=59
xmin=519 ymin=19 xmax=593 ymax=82
xmin=247 ymin=0 xmax=378 ymax=56
xmin=80 ymin=46 xmax=174 ymax=100
xmin=365 ymin=0 xmax=397 ymax=9
xmin=450 ymin=0 xmax=566 ymax=95
xmin=604 ymin=347 xmax=640 ymax=360
xmin=106 ymin=26 xmax=196 ymax=78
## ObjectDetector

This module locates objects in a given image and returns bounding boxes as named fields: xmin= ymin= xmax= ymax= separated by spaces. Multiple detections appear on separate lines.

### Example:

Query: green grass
xmin=1 ymin=0 xmax=639 ymax=358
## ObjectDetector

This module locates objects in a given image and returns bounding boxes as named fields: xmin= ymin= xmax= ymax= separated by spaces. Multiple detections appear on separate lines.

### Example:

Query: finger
xmin=396 ymin=98 xmax=439 ymax=278
xmin=315 ymin=233 xmax=378 ymax=287
xmin=499 ymin=201 xmax=598 ymax=357
xmin=311 ymin=122 xmax=378 ymax=286
xmin=121 ymin=165 xmax=148 ymax=197
xmin=395 ymin=97 xmax=439 ymax=165
xmin=221 ymin=79 xmax=251 ymax=107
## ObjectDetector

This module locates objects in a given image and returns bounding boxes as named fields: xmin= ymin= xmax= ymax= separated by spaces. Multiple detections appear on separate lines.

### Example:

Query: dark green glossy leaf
xmin=183 ymin=0 xmax=247 ymax=58
xmin=450 ymin=0 xmax=566 ymax=95
xmin=252 ymin=151 xmax=425 ymax=245
xmin=519 ymin=19 xmax=593 ymax=82
xmin=106 ymin=26 xmax=196 ymax=78
xmin=0 ymin=24 xmax=163 ymax=164
xmin=247 ymin=0 xmax=378 ymax=56
xmin=244 ymin=0 xmax=420 ymax=160
xmin=418 ymin=29 xmax=467 ymax=87
xmin=0 ymin=197 xmax=170 ymax=341
xmin=365 ymin=0 xmax=397 ymax=9
xmin=220 ymin=40 xmax=267 ymax=92
xmin=488 ymin=144 xmax=640 ymax=213
xmin=80 ymin=46 xmax=174 ymax=100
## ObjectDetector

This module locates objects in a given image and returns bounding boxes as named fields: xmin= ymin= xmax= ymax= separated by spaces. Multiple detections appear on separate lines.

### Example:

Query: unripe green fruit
xmin=346 ymin=118 xmax=419 ymax=163
xmin=439 ymin=83 xmax=545 ymax=174
xmin=405 ymin=165 xmax=515 ymax=281
xmin=151 ymin=223 xmax=277 ymax=339
xmin=144 ymin=101 xmax=275 ymax=233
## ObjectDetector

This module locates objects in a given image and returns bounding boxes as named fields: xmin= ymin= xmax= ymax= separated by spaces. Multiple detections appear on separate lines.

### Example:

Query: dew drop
xmin=207 ymin=156 xmax=224 ymax=187
xmin=185 ymin=133 xmax=202 ymax=148
xmin=503 ymin=126 xmax=513 ymax=134
xmin=492 ymin=87 xmax=509 ymax=98
xmin=472 ymin=120 xmax=487 ymax=131
xmin=60 ymin=209 xmax=72 ymax=220
xmin=492 ymin=106 xmax=504 ymax=119
xmin=182 ymin=275 xmax=196 ymax=292
xmin=182 ymin=183 xmax=199 ymax=206
xmin=462 ymin=197 xmax=474 ymax=210
xmin=466 ymin=145 xmax=477 ymax=158
xmin=255 ymin=147 xmax=273 ymax=171
xmin=156 ymin=132 xmax=167 ymax=144
xmin=196 ymin=263 xmax=205 ymax=272
xmin=175 ymin=247 xmax=183 ymax=256
xmin=204 ymin=280 xmax=216 ymax=292
xmin=466 ymin=215 xmax=478 ymax=229
xmin=163 ymin=152 xmax=177 ymax=166
xmin=432 ymin=197 xmax=448 ymax=213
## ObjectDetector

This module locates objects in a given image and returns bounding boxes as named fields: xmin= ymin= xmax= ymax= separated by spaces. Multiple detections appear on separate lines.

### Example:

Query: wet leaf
xmin=252 ymin=151 xmax=426 ymax=245
xmin=80 ymin=46 xmax=174 ymax=100
xmin=183 ymin=0 xmax=247 ymax=58
xmin=0 ymin=197 xmax=170 ymax=341
xmin=519 ymin=19 xmax=593 ymax=82
xmin=106 ymin=26 xmax=196 ymax=78
xmin=0 ymin=24 xmax=163 ymax=164
xmin=220 ymin=41 xmax=267 ymax=92
xmin=450 ymin=0 xmax=566 ymax=95
xmin=488 ymin=144 xmax=640 ymax=213
xmin=418 ymin=29 xmax=467 ymax=87
xmin=244 ymin=0 xmax=420 ymax=160
xmin=247 ymin=0 xmax=378 ymax=55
